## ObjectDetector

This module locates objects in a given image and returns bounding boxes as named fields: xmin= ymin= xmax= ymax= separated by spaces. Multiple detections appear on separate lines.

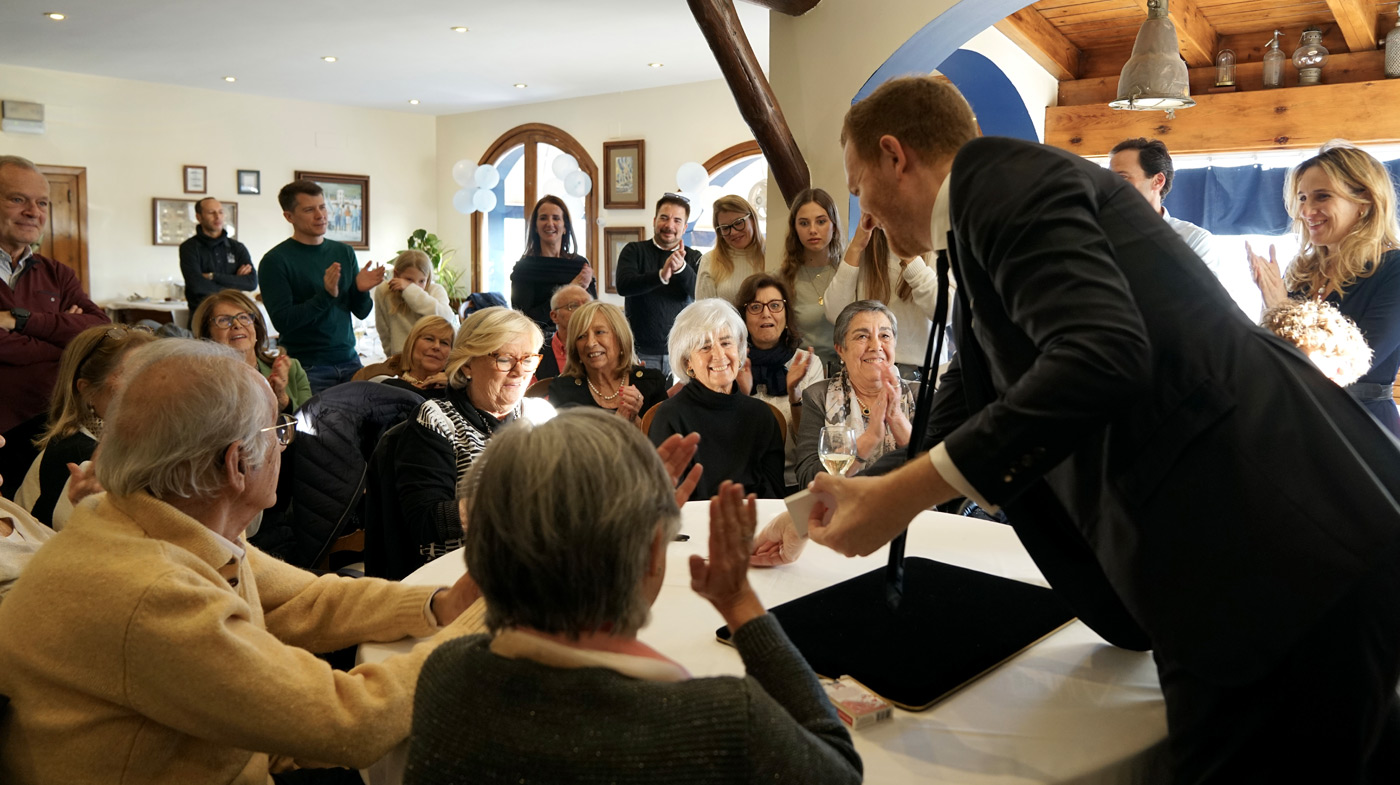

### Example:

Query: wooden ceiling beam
xmin=737 ymin=0 xmax=820 ymax=16
xmin=1046 ymin=78 xmax=1400 ymax=155
xmin=1325 ymin=0 xmax=1380 ymax=51
xmin=994 ymin=7 xmax=1082 ymax=81
xmin=1129 ymin=0 xmax=1219 ymax=68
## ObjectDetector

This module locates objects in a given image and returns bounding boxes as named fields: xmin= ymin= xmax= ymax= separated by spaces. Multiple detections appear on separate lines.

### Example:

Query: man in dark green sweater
xmin=259 ymin=180 xmax=384 ymax=395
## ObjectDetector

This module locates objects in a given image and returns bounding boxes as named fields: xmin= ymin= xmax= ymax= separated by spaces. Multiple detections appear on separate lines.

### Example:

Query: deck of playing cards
xmin=822 ymin=676 xmax=894 ymax=729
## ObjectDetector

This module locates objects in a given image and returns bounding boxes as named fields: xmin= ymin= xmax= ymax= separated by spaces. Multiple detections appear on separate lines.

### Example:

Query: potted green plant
xmin=404 ymin=229 xmax=466 ymax=309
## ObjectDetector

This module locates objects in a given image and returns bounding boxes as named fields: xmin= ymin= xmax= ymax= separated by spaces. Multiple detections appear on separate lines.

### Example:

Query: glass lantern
xmin=1293 ymin=26 xmax=1329 ymax=86
xmin=1215 ymin=48 xmax=1236 ymax=87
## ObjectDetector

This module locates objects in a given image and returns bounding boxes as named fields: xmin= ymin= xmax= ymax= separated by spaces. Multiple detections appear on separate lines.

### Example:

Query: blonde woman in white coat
xmin=373 ymin=249 xmax=459 ymax=356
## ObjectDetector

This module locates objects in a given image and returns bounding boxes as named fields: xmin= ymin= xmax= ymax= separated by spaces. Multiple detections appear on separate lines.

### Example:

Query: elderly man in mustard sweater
xmin=0 ymin=339 xmax=484 ymax=785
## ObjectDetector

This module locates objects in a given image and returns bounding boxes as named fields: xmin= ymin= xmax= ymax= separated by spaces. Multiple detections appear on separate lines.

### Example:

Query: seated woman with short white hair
xmin=646 ymin=299 xmax=785 ymax=500
xmin=405 ymin=409 xmax=862 ymax=785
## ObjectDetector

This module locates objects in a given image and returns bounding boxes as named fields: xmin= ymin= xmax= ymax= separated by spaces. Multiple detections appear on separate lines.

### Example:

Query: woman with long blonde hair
xmin=1250 ymin=141 xmax=1400 ymax=435
xmin=696 ymin=194 xmax=766 ymax=304
xmin=778 ymin=188 xmax=843 ymax=369
xmin=372 ymin=249 xmax=458 ymax=358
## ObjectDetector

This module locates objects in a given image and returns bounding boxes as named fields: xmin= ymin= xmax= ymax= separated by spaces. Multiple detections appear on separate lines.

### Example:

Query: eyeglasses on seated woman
xmin=192 ymin=289 xmax=311 ymax=414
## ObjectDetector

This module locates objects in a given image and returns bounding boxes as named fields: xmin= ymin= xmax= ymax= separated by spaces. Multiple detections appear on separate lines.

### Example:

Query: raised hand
xmin=388 ymin=276 xmax=411 ymax=292
xmin=842 ymin=212 xmax=877 ymax=268
xmin=1247 ymin=241 xmax=1289 ymax=309
xmin=881 ymin=365 xmax=912 ymax=447
xmin=856 ymin=388 xmax=889 ymax=460
xmin=323 ymin=263 xmax=342 ymax=297
xmin=736 ymin=357 xmax=754 ymax=395
xmin=660 ymin=247 xmax=687 ymax=284
xmin=616 ymin=380 xmax=644 ymax=421
xmin=656 ymin=432 xmax=703 ymax=508
xmin=66 ymin=460 xmax=105 ymax=507
xmin=269 ymin=353 xmax=292 ymax=410
xmin=785 ymin=348 xmax=813 ymax=400
xmin=355 ymin=260 xmax=387 ymax=292
xmin=573 ymin=262 xmax=595 ymax=289
xmin=690 ymin=482 xmax=765 ymax=631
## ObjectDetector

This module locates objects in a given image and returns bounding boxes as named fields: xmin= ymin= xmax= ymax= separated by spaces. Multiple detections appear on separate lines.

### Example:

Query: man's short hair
xmin=655 ymin=193 xmax=691 ymax=220
xmin=1111 ymin=138 xmax=1175 ymax=198
xmin=549 ymin=283 xmax=592 ymax=310
xmin=278 ymin=180 xmax=324 ymax=212
xmin=194 ymin=196 xmax=218 ymax=215
xmin=840 ymin=76 xmax=978 ymax=165
xmin=0 ymin=155 xmax=40 ymax=175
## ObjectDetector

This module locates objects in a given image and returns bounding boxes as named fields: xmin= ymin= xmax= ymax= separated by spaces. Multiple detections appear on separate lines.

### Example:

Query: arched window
xmin=470 ymin=123 xmax=599 ymax=296
xmin=685 ymin=141 xmax=768 ymax=255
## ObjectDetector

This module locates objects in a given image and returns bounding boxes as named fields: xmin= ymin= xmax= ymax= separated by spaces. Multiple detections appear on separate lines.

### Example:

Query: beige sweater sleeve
xmin=120 ymin=553 xmax=485 ymax=770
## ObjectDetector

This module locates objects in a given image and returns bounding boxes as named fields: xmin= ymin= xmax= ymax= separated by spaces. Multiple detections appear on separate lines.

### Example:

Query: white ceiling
xmin=1 ymin=0 xmax=771 ymax=115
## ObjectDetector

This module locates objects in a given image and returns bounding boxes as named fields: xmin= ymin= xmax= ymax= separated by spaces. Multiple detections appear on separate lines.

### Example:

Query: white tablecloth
xmin=360 ymin=500 xmax=1169 ymax=785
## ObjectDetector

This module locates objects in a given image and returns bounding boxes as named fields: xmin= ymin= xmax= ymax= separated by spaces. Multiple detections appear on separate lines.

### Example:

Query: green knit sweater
xmin=258 ymin=238 xmax=371 ymax=366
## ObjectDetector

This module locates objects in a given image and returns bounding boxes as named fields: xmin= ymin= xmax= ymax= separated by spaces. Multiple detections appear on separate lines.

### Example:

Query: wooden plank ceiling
xmin=998 ymin=0 xmax=1400 ymax=104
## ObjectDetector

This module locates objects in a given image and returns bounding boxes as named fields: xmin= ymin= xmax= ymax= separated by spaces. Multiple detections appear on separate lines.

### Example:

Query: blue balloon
xmin=452 ymin=188 xmax=476 ymax=214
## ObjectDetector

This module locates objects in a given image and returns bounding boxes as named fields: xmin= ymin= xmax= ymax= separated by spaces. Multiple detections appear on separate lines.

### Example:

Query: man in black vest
xmin=179 ymin=197 xmax=256 ymax=314
xmin=809 ymin=76 xmax=1400 ymax=783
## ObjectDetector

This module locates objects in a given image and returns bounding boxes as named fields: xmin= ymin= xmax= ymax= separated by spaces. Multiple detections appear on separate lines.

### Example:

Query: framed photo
xmin=153 ymin=198 xmax=239 ymax=246
xmin=295 ymin=170 xmax=370 ymax=249
xmin=237 ymin=169 xmax=261 ymax=195
xmin=183 ymin=165 xmax=207 ymax=194
xmin=602 ymin=226 xmax=645 ymax=294
xmin=602 ymin=140 xmax=645 ymax=210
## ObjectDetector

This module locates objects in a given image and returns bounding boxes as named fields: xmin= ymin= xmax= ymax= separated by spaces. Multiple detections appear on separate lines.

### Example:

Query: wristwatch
xmin=10 ymin=307 xmax=30 ymax=333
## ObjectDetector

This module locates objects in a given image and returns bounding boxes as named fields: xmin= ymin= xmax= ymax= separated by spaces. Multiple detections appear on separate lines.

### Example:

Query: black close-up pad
xmin=718 ymin=557 xmax=1075 ymax=710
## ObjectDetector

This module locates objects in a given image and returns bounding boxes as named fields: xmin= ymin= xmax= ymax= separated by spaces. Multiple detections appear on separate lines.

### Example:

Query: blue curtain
xmin=1164 ymin=160 xmax=1400 ymax=236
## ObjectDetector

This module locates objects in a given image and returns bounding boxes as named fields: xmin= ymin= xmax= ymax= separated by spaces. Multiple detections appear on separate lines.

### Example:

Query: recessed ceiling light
xmin=44 ymin=12 xmax=66 ymax=20
xmin=223 ymin=76 xmax=237 ymax=82
xmin=450 ymin=26 xmax=468 ymax=33
xmin=513 ymin=83 xmax=527 ymax=89
xmin=648 ymin=62 xmax=664 ymax=68
xmin=321 ymin=56 xmax=337 ymax=63
xmin=408 ymin=99 xmax=420 ymax=105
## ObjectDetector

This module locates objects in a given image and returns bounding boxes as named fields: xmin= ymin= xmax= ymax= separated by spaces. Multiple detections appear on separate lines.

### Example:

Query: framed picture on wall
xmin=295 ymin=170 xmax=370 ymax=249
xmin=602 ymin=226 xmax=645 ymax=294
xmin=183 ymin=165 xmax=207 ymax=194
xmin=237 ymin=169 xmax=261 ymax=195
xmin=153 ymin=198 xmax=238 ymax=246
xmin=602 ymin=140 xmax=645 ymax=210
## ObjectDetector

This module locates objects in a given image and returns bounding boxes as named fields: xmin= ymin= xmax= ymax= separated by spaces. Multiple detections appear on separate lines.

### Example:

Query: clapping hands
xmin=1247 ymin=242 xmax=1289 ymax=309
xmin=691 ymin=482 xmax=766 ymax=632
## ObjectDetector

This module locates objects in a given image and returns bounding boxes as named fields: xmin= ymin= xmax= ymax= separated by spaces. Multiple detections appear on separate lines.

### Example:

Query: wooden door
xmin=36 ymin=165 xmax=90 ymax=294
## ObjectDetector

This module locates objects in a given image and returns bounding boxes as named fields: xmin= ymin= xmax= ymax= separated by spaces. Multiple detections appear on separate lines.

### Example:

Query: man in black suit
xmin=809 ymin=76 xmax=1400 ymax=783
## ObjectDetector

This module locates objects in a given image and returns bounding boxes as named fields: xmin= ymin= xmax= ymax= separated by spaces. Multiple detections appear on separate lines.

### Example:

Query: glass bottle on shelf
xmin=1386 ymin=18 xmax=1400 ymax=79
xmin=1215 ymin=48 xmax=1236 ymax=87
xmin=1263 ymin=30 xmax=1286 ymax=89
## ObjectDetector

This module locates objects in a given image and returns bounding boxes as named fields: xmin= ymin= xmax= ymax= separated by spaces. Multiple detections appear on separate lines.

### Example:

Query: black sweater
xmin=615 ymin=241 xmax=701 ymax=354
xmin=647 ymin=380 xmax=784 ymax=500
xmin=509 ymin=254 xmax=596 ymax=333
xmin=546 ymin=366 xmax=669 ymax=416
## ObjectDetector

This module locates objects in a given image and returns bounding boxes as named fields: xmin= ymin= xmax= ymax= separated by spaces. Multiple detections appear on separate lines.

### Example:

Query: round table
xmin=361 ymin=499 xmax=1169 ymax=785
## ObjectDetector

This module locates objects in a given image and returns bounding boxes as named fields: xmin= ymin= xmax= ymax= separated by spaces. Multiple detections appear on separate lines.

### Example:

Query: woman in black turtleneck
xmin=510 ymin=195 xmax=597 ymax=333
xmin=647 ymin=298 xmax=784 ymax=500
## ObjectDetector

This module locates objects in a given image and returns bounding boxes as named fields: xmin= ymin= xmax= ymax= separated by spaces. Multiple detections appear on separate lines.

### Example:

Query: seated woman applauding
xmin=793 ymin=300 xmax=916 ymax=488
xmin=647 ymin=299 xmax=784 ymax=500
xmin=192 ymin=289 xmax=311 ymax=412
xmin=405 ymin=409 xmax=862 ymax=785
xmin=545 ymin=301 xmax=668 ymax=422
xmin=18 ymin=324 xmax=156 ymax=527
xmin=394 ymin=307 xmax=555 ymax=559
xmin=376 ymin=315 xmax=455 ymax=399
xmin=735 ymin=272 xmax=823 ymax=489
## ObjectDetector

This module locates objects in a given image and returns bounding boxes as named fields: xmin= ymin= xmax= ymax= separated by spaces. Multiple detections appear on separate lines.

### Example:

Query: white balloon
xmin=676 ymin=162 xmax=709 ymax=194
xmin=551 ymin=154 xmax=579 ymax=179
xmin=451 ymin=160 xmax=477 ymax=188
xmin=473 ymin=187 xmax=498 ymax=213
xmin=474 ymin=163 xmax=501 ymax=189
xmin=564 ymin=170 xmax=593 ymax=198
xmin=452 ymin=188 xmax=477 ymax=214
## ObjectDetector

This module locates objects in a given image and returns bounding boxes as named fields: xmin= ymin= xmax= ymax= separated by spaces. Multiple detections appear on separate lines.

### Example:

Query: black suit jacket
xmin=923 ymin=137 xmax=1400 ymax=684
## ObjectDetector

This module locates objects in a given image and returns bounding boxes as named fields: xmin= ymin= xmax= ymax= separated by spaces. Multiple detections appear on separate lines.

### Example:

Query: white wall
xmin=0 ymin=64 xmax=437 ymax=302
xmin=434 ymin=79 xmax=755 ymax=305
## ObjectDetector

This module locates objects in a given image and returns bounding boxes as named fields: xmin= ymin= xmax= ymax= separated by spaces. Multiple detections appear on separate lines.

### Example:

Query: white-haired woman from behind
xmin=646 ymin=299 xmax=784 ymax=500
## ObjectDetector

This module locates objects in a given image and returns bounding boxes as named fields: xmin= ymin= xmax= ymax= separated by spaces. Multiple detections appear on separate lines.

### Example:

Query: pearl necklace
xmin=588 ymin=377 xmax=622 ymax=401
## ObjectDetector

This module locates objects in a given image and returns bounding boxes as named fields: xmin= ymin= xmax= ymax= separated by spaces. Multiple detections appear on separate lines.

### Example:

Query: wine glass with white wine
xmin=819 ymin=425 xmax=858 ymax=477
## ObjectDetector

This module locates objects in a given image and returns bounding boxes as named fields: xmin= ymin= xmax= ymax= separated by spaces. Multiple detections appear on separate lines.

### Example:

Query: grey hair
xmin=98 ymin=339 xmax=276 ymax=500
xmin=667 ymin=298 xmax=749 ymax=382
xmin=549 ymin=283 xmax=592 ymax=310
xmin=461 ymin=408 xmax=681 ymax=637
xmin=833 ymin=299 xmax=899 ymax=347
xmin=0 ymin=155 xmax=39 ymax=174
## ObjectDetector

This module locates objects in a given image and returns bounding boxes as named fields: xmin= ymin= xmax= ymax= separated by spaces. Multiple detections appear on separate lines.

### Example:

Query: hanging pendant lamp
xmin=1109 ymin=0 xmax=1195 ymax=112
